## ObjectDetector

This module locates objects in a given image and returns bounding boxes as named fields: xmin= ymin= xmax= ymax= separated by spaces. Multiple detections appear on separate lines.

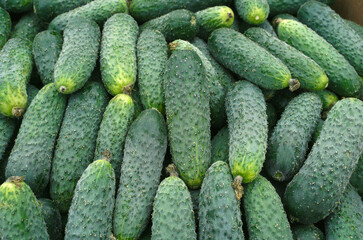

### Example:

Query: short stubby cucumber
xmin=315 ymin=89 xmax=339 ymax=112
xmin=0 ymin=0 xmax=33 ymax=13
xmin=211 ymin=127 xmax=229 ymax=164
xmin=0 ymin=115 xmax=16 ymax=161
xmin=11 ymin=12 xmax=43 ymax=41
xmin=226 ymin=81 xmax=267 ymax=183
xmin=0 ymin=7 xmax=11 ymax=49
xmin=39 ymin=198 xmax=63 ymax=240
xmin=208 ymin=28 xmax=292 ymax=90
xmin=5 ymin=83 xmax=67 ymax=195
xmin=267 ymin=0 xmax=334 ymax=16
xmin=284 ymin=98 xmax=363 ymax=224
xmin=350 ymin=154 xmax=362 ymax=197
xmin=235 ymin=0 xmax=270 ymax=25
xmin=292 ymin=224 xmax=324 ymax=240
xmin=265 ymin=93 xmax=322 ymax=182
xmin=101 ymin=13 xmax=138 ymax=96
xmin=54 ymin=17 xmax=100 ymax=94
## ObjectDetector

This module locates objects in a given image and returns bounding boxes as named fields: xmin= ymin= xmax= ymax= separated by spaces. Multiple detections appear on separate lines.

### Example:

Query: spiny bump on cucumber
xmin=232 ymin=176 xmax=244 ymax=200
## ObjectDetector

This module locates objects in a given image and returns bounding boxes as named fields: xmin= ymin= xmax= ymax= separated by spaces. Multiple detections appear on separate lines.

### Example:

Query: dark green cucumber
xmin=265 ymin=93 xmax=322 ymax=181
xmin=298 ymin=1 xmax=363 ymax=76
xmin=94 ymin=94 xmax=134 ymax=181
xmin=245 ymin=27 xmax=328 ymax=91
xmin=325 ymin=184 xmax=363 ymax=239
xmin=33 ymin=30 xmax=63 ymax=85
xmin=101 ymin=13 xmax=138 ymax=96
xmin=54 ymin=17 xmax=100 ymax=94
xmin=315 ymin=89 xmax=339 ymax=112
xmin=244 ymin=175 xmax=293 ymax=240
xmin=211 ymin=127 xmax=229 ymax=164
xmin=345 ymin=19 xmax=363 ymax=39
xmin=199 ymin=161 xmax=245 ymax=239
xmin=64 ymin=160 xmax=116 ymax=240
xmin=262 ymin=89 xmax=276 ymax=101
xmin=0 ymin=177 xmax=49 ymax=239
xmin=137 ymin=29 xmax=167 ymax=113
xmin=11 ymin=12 xmax=43 ymax=41
xmin=267 ymin=0 xmax=334 ymax=16
xmin=0 ymin=7 xmax=11 ymax=49
xmin=208 ymin=28 xmax=292 ymax=90
xmin=350 ymin=155 xmax=362 ymax=197
xmin=0 ymin=115 xmax=16 ymax=162
xmin=39 ymin=198 xmax=63 ymax=240
xmin=140 ymin=9 xmax=199 ymax=42
xmin=277 ymin=19 xmax=362 ymax=97
xmin=226 ymin=80 xmax=267 ymax=183
xmin=113 ymin=109 xmax=167 ymax=239
xmin=284 ymin=98 xmax=363 ymax=224
xmin=311 ymin=118 xmax=324 ymax=145
xmin=266 ymin=102 xmax=277 ymax=131
xmin=50 ymin=82 xmax=108 ymax=213
xmin=292 ymin=224 xmax=324 ymax=240
xmin=5 ymin=83 xmax=67 ymax=195
xmin=164 ymin=49 xmax=211 ymax=189
xmin=0 ymin=0 xmax=33 ymax=13
xmin=49 ymin=0 xmax=128 ymax=32
xmin=0 ymin=38 xmax=33 ymax=117
xmin=235 ymin=0 xmax=270 ymax=25
xmin=151 ymin=175 xmax=196 ymax=240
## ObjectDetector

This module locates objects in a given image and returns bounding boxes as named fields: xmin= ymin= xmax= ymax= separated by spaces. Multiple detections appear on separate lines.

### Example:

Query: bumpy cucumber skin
xmin=140 ymin=9 xmax=199 ymax=42
xmin=101 ymin=13 xmax=138 ymax=96
xmin=65 ymin=160 xmax=116 ymax=240
xmin=164 ymin=50 xmax=211 ymax=189
xmin=113 ymin=109 xmax=167 ymax=240
xmin=0 ymin=38 xmax=33 ymax=118
xmin=94 ymin=94 xmax=134 ymax=181
xmin=315 ymin=89 xmax=339 ymax=111
xmin=244 ymin=175 xmax=293 ymax=240
xmin=350 ymin=154 xmax=363 ymax=197
xmin=298 ymin=1 xmax=363 ymax=76
xmin=284 ymin=98 xmax=363 ymax=224
xmin=39 ymin=198 xmax=63 ymax=240
xmin=0 ymin=179 xmax=49 ymax=239
xmin=151 ymin=176 xmax=197 ymax=240
xmin=265 ymin=93 xmax=322 ymax=182
xmin=50 ymin=82 xmax=108 ymax=213
xmin=211 ymin=127 xmax=229 ymax=164
xmin=292 ymin=224 xmax=325 ymax=240
xmin=235 ymin=0 xmax=269 ymax=25
xmin=345 ymin=20 xmax=363 ymax=39
xmin=226 ymin=81 xmax=267 ymax=183
xmin=49 ymin=0 xmax=128 ymax=32
xmin=267 ymin=0 xmax=334 ymax=16
xmin=325 ymin=185 xmax=363 ymax=240
xmin=208 ymin=28 xmax=291 ymax=90
xmin=5 ymin=83 xmax=67 ymax=195
xmin=0 ymin=0 xmax=33 ymax=13
xmin=11 ymin=12 xmax=43 ymax=41
xmin=0 ymin=7 xmax=11 ymax=50
xmin=33 ymin=30 xmax=63 ymax=85
xmin=277 ymin=19 xmax=361 ymax=97
xmin=54 ymin=18 xmax=100 ymax=94
xmin=199 ymin=161 xmax=245 ymax=240
xmin=245 ymin=27 xmax=328 ymax=91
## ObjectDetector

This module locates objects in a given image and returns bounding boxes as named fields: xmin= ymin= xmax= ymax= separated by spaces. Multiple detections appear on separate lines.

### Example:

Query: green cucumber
xmin=269 ymin=88 xmax=297 ymax=115
xmin=267 ymin=0 xmax=334 ymax=16
xmin=265 ymin=93 xmax=322 ymax=181
xmin=245 ymin=27 xmax=328 ymax=91
xmin=11 ymin=12 xmax=43 ymax=41
xmin=226 ymin=80 xmax=267 ymax=183
xmin=208 ymin=28 xmax=292 ymax=90
xmin=345 ymin=19 xmax=363 ymax=39
xmin=244 ymin=175 xmax=293 ymax=240
xmin=39 ymin=198 xmax=63 ymax=240
xmin=0 ymin=177 xmax=49 ymax=239
xmin=64 ymin=160 xmax=116 ymax=240
xmin=277 ymin=19 xmax=362 ymax=97
xmin=189 ymin=189 xmax=200 ymax=214
xmin=54 ymin=17 xmax=100 ymax=94
xmin=211 ymin=127 xmax=229 ymax=164
xmin=239 ymin=19 xmax=277 ymax=37
xmin=5 ymin=83 xmax=67 ymax=195
xmin=0 ymin=115 xmax=16 ymax=162
xmin=101 ymin=13 xmax=138 ymax=96
xmin=315 ymin=89 xmax=338 ymax=112
xmin=235 ymin=0 xmax=270 ymax=25
xmin=266 ymin=102 xmax=277 ymax=131
xmin=131 ymin=85 xmax=144 ymax=119
xmin=113 ymin=109 xmax=167 ymax=240
xmin=292 ymin=224 xmax=324 ymax=240
xmin=199 ymin=161 xmax=245 ymax=239
xmin=0 ymin=7 xmax=11 ymax=49
xmin=0 ymin=0 xmax=33 ymax=13
xmin=284 ymin=98 xmax=363 ymax=224
xmin=350 ymin=155 xmax=362 ymax=197
xmin=50 ymin=81 xmax=108 ymax=213
xmin=0 ymin=38 xmax=33 ymax=117
xmin=33 ymin=30 xmax=63 ymax=85
xmin=140 ymin=9 xmax=199 ymax=42
xmin=164 ymin=49 xmax=211 ymax=189
xmin=26 ymin=84 xmax=39 ymax=109
xmin=272 ymin=13 xmax=298 ymax=29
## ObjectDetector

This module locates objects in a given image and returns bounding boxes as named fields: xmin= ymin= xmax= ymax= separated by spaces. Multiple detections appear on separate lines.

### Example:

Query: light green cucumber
xmin=235 ymin=0 xmax=270 ymax=25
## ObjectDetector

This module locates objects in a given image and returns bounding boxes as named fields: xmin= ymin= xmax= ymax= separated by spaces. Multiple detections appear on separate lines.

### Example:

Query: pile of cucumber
xmin=0 ymin=0 xmax=362 ymax=239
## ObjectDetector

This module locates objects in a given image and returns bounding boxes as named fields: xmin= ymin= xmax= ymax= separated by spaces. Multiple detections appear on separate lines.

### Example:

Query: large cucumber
xmin=211 ymin=127 xmax=229 ymax=164
xmin=235 ymin=0 xmax=270 ymax=25
xmin=39 ymin=198 xmax=63 ymax=240
xmin=0 ymin=0 xmax=33 ymax=13
xmin=291 ymin=224 xmax=324 ymax=240
xmin=11 ymin=12 xmax=43 ymax=41
xmin=0 ymin=7 xmax=11 ymax=49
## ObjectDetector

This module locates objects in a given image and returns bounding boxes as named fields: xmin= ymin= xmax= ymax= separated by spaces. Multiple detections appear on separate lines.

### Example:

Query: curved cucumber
xmin=0 ymin=0 xmax=33 ymax=13
xmin=11 ymin=12 xmax=43 ymax=41
xmin=235 ymin=0 xmax=270 ymax=25
xmin=211 ymin=127 xmax=229 ymax=164
xmin=0 ymin=7 xmax=11 ymax=50
xmin=39 ymin=198 xmax=63 ymax=240
xmin=292 ymin=224 xmax=324 ymax=240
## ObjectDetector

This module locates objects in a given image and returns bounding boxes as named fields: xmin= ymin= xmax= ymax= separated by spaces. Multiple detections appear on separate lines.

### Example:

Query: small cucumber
xmin=235 ymin=0 xmax=270 ymax=25
xmin=0 ymin=7 xmax=11 ymax=49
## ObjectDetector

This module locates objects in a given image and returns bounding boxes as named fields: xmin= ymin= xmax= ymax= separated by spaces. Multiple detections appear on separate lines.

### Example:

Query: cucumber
xmin=0 ymin=0 xmax=33 ymax=13
xmin=350 ymin=154 xmax=362 ymax=197
xmin=33 ymin=30 xmax=63 ymax=85
xmin=325 ymin=184 xmax=363 ymax=239
xmin=164 ymin=49 xmax=211 ymax=189
xmin=137 ymin=30 xmax=167 ymax=113
xmin=292 ymin=224 xmax=324 ymax=240
xmin=0 ymin=38 xmax=33 ymax=117
xmin=189 ymin=189 xmax=200 ymax=214
xmin=101 ymin=13 xmax=138 ymax=96
xmin=243 ymin=175 xmax=293 ymax=240
xmin=0 ymin=115 xmax=16 ymax=163
xmin=5 ymin=83 xmax=67 ymax=195
xmin=113 ymin=109 xmax=167 ymax=240
xmin=235 ymin=0 xmax=270 ymax=25
xmin=50 ymin=82 xmax=108 ymax=213
xmin=208 ymin=28 xmax=292 ymax=90
xmin=226 ymin=81 xmax=267 ymax=183
xmin=49 ymin=0 xmax=128 ymax=32
xmin=39 ymin=198 xmax=63 ymax=240
xmin=211 ymin=127 xmax=229 ymax=164
xmin=26 ymin=84 xmax=39 ymax=108
xmin=298 ymin=1 xmax=363 ymax=76
xmin=239 ymin=19 xmax=277 ymax=37
xmin=267 ymin=0 xmax=333 ymax=16
xmin=199 ymin=161 xmax=245 ymax=240
xmin=277 ymin=19 xmax=362 ymax=97
xmin=64 ymin=159 xmax=116 ymax=240
xmin=11 ymin=12 xmax=44 ymax=41
xmin=272 ymin=13 xmax=298 ymax=29
xmin=284 ymin=98 xmax=363 ymax=224
xmin=266 ymin=102 xmax=277 ymax=131
xmin=54 ymin=17 xmax=100 ymax=94
xmin=0 ymin=177 xmax=49 ymax=239
xmin=345 ymin=19 xmax=363 ymax=39
xmin=245 ymin=27 xmax=328 ymax=91
xmin=131 ymin=85 xmax=144 ymax=119
xmin=265 ymin=93 xmax=322 ymax=181
xmin=315 ymin=89 xmax=338 ymax=112
xmin=0 ymin=7 xmax=11 ymax=49
xmin=94 ymin=94 xmax=134 ymax=181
